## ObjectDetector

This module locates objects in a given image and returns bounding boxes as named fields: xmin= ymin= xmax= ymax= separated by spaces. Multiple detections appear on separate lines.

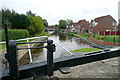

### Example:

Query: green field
xmin=71 ymin=48 xmax=102 ymax=52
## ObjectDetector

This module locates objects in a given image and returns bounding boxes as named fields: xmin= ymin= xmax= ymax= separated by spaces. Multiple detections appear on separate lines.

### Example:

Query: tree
xmin=32 ymin=16 xmax=44 ymax=32
xmin=43 ymin=19 xmax=48 ymax=27
xmin=2 ymin=8 xmax=15 ymax=28
xmin=54 ymin=24 xmax=59 ymax=27
xmin=2 ymin=8 xmax=45 ymax=35
xmin=11 ymin=14 xmax=30 ymax=29
xmin=59 ymin=20 xmax=67 ymax=29
xmin=2 ymin=8 xmax=30 ymax=29
xmin=27 ymin=16 xmax=44 ymax=35
xmin=50 ymin=24 xmax=59 ymax=27
xmin=26 ymin=10 xmax=36 ymax=17
xmin=66 ymin=19 xmax=74 ymax=25
xmin=26 ymin=11 xmax=45 ymax=35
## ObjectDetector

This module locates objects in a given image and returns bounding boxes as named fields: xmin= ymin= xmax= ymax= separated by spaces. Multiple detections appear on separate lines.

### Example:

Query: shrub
xmin=0 ymin=29 xmax=29 ymax=41
xmin=27 ymin=26 xmax=35 ymax=35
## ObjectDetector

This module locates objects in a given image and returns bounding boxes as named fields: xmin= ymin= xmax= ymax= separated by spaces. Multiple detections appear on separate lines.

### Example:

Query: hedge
xmin=0 ymin=29 xmax=29 ymax=41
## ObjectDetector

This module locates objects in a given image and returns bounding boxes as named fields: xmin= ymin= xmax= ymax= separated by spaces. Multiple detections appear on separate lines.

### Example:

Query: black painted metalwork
xmin=46 ymin=40 xmax=55 ymax=76
xmin=1 ymin=49 xmax=120 ymax=79
xmin=4 ymin=24 xmax=9 ymax=55
xmin=18 ymin=46 xmax=46 ymax=50
xmin=1 ymin=26 xmax=120 ymax=80
xmin=5 ymin=40 xmax=19 ymax=80
xmin=17 ymin=41 xmax=47 ymax=44
xmin=2 ymin=39 xmax=56 ymax=80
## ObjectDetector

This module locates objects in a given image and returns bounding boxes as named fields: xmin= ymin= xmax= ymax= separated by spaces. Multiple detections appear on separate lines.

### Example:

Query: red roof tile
xmin=91 ymin=15 xmax=117 ymax=32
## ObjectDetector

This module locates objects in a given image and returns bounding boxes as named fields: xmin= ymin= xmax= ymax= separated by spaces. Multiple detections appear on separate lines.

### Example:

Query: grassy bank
xmin=92 ymin=35 xmax=120 ymax=44
xmin=76 ymin=33 xmax=120 ymax=44
xmin=103 ymin=35 xmax=120 ymax=44
xmin=66 ymin=32 xmax=74 ymax=36
xmin=0 ymin=39 xmax=35 ymax=50
xmin=71 ymin=48 xmax=102 ymax=52
xmin=34 ymin=31 xmax=50 ymax=37
xmin=0 ymin=31 xmax=50 ymax=50
xmin=76 ymin=34 xmax=89 ymax=38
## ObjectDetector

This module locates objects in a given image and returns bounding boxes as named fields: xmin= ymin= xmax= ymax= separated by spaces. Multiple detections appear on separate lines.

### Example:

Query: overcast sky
xmin=0 ymin=0 xmax=119 ymax=25
xmin=118 ymin=1 xmax=120 ymax=19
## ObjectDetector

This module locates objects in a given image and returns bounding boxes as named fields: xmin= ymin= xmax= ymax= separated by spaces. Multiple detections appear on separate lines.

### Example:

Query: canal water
xmin=32 ymin=34 xmax=91 ymax=63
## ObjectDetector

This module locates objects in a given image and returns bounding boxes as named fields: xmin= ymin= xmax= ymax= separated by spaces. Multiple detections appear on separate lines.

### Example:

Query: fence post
xmin=5 ymin=40 xmax=19 ymax=79
xmin=113 ymin=37 xmax=115 ymax=44
xmin=46 ymin=40 xmax=55 ymax=77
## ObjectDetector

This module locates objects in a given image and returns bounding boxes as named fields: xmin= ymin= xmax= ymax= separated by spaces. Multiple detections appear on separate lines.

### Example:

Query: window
xmin=92 ymin=21 xmax=98 ymax=26
xmin=72 ymin=25 xmax=74 ymax=27
xmin=112 ymin=22 xmax=117 ymax=26
xmin=78 ymin=25 xmax=80 ymax=27
xmin=90 ymin=21 xmax=98 ymax=27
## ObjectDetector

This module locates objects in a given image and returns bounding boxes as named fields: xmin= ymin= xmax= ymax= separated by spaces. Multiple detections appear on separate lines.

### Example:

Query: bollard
xmin=46 ymin=40 xmax=55 ymax=77
xmin=5 ymin=40 xmax=19 ymax=79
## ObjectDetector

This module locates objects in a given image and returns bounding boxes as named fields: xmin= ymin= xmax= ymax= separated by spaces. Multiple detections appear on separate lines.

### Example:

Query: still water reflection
xmin=33 ymin=35 xmax=91 ymax=63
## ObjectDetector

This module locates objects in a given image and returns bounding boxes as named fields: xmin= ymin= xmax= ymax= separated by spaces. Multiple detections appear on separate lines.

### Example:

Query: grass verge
xmin=0 ymin=31 xmax=50 ymax=50
xmin=0 ymin=39 xmax=35 ymax=50
xmin=66 ymin=32 xmax=74 ymax=36
xmin=71 ymin=48 xmax=102 ymax=52
xmin=103 ymin=35 xmax=120 ymax=44
xmin=76 ymin=34 xmax=89 ymax=38
xmin=34 ymin=31 xmax=50 ymax=37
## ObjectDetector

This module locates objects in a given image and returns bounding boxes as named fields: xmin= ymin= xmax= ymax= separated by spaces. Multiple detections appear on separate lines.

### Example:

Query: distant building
xmin=45 ymin=27 xmax=58 ymax=34
xmin=66 ymin=19 xmax=88 ymax=34
xmin=66 ymin=15 xmax=117 ymax=35
xmin=89 ymin=15 xmax=117 ymax=35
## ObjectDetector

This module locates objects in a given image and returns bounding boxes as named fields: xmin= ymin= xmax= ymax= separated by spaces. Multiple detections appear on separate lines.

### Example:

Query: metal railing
xmin=1 ymin=45 xmax=120 ymax=80
xmin=1 ymin=25 xmax=120 ymax=80
xmin=0 ymin=35 xmax=48 ymax=63
xmin=3 ymin=39 xmax=56 ymax=80
xmin=48 ymin=37 xmax=74 ymax=56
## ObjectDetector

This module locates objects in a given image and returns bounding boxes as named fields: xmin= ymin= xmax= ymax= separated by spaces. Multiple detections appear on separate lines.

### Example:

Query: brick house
xmin=66 ymin=15 xmax=117 ymax=35
xmin=66 ymin=19 xmax=88 ymax=33
xmin=88 ymin=15 xmax=117 ymax=35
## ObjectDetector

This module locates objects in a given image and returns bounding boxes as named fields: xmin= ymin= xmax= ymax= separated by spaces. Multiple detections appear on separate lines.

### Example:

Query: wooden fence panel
xmin=99 ymin=31 xmax=120 ymax=35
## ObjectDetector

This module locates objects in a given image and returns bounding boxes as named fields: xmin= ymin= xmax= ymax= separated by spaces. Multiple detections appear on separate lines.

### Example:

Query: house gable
xmin=90 ymin=15 xmax=117 ymax=32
